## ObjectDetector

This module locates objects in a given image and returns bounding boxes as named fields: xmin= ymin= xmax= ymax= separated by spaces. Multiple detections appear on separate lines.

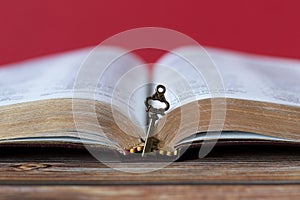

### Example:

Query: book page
xmin=0 ymin=48 xmax=88 ymax=106
xmin=0 ymin=47 xmax=148 ymax=127
xmin=177 ymin=131 xmax=295 ymax=146
xmin=153 ymin=46 xmax=300 ymax=108
xmin=208 ymin=47 xmax=300 ymax=107
xmin=152 ymin=46 xmax=225 ymax=110
xmin=73 ymin=47 xmax=148 ymax=129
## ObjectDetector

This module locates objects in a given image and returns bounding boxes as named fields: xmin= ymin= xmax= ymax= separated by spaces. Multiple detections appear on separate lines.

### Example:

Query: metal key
xmin=142 ymin=85 xmax=170 ymax=157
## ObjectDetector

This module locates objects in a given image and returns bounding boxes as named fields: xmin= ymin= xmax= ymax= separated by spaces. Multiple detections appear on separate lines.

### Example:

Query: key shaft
xmin=142 ymin=113 xmax=158 ymax=156
xmin=142 ymin=85 xmax=170 ymax=157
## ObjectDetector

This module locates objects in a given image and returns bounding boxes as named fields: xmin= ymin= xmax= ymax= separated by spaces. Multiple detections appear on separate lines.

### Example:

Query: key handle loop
xmin=145 ymin=85 xmax=170 ymax=112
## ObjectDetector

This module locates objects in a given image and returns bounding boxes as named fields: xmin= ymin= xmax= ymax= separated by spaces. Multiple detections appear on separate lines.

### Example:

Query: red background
xmin=0 ymin=0 xmax=300 ymax=65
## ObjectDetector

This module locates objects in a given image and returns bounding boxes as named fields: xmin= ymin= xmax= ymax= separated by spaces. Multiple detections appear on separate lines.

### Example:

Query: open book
xmin=1 ymin=46 xmax=300 ymax=158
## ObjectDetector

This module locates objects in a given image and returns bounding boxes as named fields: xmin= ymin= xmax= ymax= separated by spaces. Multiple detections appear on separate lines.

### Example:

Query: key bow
xmin=145 ymin=85 xmax=170 ymax=112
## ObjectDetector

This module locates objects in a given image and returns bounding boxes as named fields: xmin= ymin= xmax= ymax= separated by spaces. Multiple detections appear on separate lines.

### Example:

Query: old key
xmin=142 ymin=85 xmax=170 ymax=156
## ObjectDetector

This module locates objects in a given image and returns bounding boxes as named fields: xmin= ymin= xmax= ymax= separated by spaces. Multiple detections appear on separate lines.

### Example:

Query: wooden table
xmin=0 ymin=145 xmax=300 ymax=199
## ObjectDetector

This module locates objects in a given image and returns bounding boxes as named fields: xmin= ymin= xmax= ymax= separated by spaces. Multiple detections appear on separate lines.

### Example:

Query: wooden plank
xmin=0 ymin=145 xmax=299 ymax=185
xmin=0 ymin=185 xmax=300 ymax=200
xmin=0 ymin=160 xmax=300 ymax=185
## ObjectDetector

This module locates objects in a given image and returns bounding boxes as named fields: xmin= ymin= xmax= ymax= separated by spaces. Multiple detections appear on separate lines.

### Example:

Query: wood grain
xmin=0 ymin=145 xmax=299 ymax=199
xmin=0 ymin=185 xmax=299 ymax=200
xmin=1 ymin=161 xmax=300 ymax=185
xmin=0 ymin=145 xmax=299 ymax=185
